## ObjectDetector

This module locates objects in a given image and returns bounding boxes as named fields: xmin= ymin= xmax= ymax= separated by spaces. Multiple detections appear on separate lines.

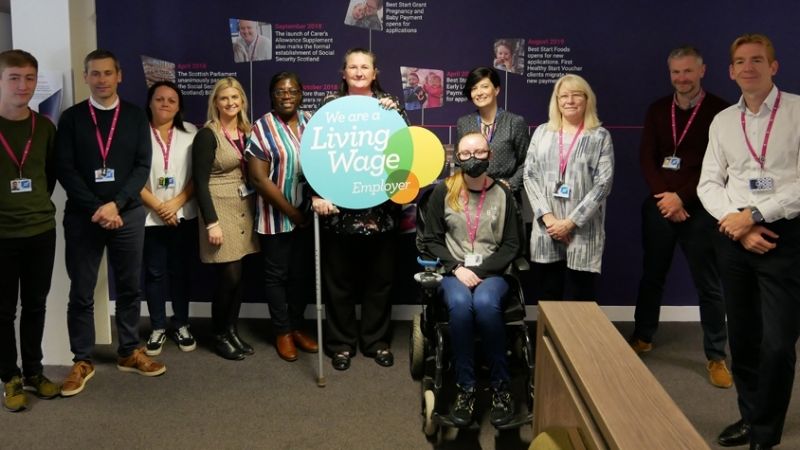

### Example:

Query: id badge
xmin=10 ymin=178 xmax=32 ymax=193
xmin=749 ymin=177 xmax=774 ymax=192
xmin=553 ymin=182 xmax=571 ymax=199
xmin=157 ymin=176 xmax=176 ymax=189
xmin=662 ymin=156 xmax=681 ymax=171
xmin=94 ymin=168 xmax=115 ymax=183
xmin=238 ymin=183 xmax=255 ymax=197
xmin=464 ymin=253 xmax=483 ymax=267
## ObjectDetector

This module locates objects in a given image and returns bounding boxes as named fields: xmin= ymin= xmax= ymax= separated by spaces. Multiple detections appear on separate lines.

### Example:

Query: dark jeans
xmin=65 ymin=207 xmax=146 ymax=360
xmin=441 ymin=275 xmax=510 ymax=389
xmin=536 ymin=260 xmax=598 ymax=301
xmin=143 ymin=219 xmax=198 ymax=330
xmin=260 ymin=227 xmax=313 ymax=335
xmin=633 ymin=198 xmax=727 ymax=360
xmin=714 ymin=219 xmax=800 ymax=447
xmin=0 ymin=229 xmax=56 ymax=381
xmin=322 ymin=231 xmax=395 ymax=355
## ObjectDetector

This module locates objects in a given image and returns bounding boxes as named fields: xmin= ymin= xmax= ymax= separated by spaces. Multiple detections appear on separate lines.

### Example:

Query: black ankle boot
xmin=215 ymin=334 xmax=245 ymax=360
xmin=227 ymin=327 xmax=254 ymax=355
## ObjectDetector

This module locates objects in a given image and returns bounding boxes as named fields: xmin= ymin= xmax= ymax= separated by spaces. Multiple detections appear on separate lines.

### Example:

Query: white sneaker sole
xmin=178 ymin=342 xmax=197 ymax=352
xmin=60 ymin=368 xmax=95 ymax=397
xmin=145 ymin=346 xmax=163 ymax=356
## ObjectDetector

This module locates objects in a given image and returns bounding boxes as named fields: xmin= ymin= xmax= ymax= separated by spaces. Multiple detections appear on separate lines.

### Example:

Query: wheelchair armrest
xmin=513 ymin=256 xmax=530 ymax=272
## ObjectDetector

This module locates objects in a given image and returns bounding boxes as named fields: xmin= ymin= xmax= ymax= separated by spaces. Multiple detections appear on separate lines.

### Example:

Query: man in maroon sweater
xmin=630 ymin=46 xmax=732 ymax=388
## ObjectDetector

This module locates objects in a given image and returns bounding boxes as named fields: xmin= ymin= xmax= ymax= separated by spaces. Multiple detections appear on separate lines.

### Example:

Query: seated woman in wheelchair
xmin=418 ymin=132 xmax=521 ymax=427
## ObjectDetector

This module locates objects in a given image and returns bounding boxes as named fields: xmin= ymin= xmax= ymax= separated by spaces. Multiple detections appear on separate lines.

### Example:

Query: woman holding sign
xmin=192 ymin=77 xmax=259 ymax=360
xmin=456 ymin=67 xmax=530 ymax=197
xmin=311 ymin=48 xmax=408 ymax=371
xmin=139 ymin=81 xmax=199 ymax=356
xmin=418 ymin=132 xmax=521 ymax=427
xmin=247 ymin=72 xmax=318 ymax=362
xmin=523 ymin=74 xmax=614 ymax=300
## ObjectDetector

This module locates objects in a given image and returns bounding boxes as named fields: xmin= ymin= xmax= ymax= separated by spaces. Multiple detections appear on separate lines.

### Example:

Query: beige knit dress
xmin=198 ymin=128 xmax=259 ymax=263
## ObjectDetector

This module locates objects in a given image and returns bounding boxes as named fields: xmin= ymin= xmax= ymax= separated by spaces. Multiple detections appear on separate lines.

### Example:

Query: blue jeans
xmin=441 ymin=275 xmax=510 ymax=389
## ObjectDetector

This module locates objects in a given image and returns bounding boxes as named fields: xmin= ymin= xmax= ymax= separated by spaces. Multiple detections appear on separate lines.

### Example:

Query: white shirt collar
xmin=89 ymin=96 xmax=120 ymax=110
xmin=736 ymin=84 xmax=779 ymax=114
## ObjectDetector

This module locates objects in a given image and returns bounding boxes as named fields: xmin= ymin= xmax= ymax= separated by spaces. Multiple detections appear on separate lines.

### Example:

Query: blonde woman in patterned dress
xmin=523 ymin=74 xmax=614 ymax=301
xmin=192 ymin=77 xmax=259 ymax=360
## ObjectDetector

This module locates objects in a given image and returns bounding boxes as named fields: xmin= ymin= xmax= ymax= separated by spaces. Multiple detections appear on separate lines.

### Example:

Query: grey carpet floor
xmin=5 ymin=319 xmax=799 ymax=449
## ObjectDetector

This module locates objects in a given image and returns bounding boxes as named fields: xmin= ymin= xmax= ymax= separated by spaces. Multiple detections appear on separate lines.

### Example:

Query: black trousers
xmin=536 ymin=260 xmax=598 ymax=301
xmin=64 ymin=207 xmax=146 ymax=360
xmin=0 ymin=229 xmax=56 ymax=381
xmin=633 ymin=198 xmax=727 ymax=360
xmin=714 ymin=219 xmax=800 ymax=446
xmin=260 ymin=227 xmax=313 ymax=335
xmin=322 ymin=231 xmax=395 ymax=355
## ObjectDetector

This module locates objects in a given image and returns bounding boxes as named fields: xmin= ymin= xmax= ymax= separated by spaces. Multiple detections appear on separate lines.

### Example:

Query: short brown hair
xmin=730 ymin=33 xmax=776 ymax=63
xmin=84 ymin=49 xmax=120 ymax=73
xmin=0 ymin=49 xmax=38 ymax=75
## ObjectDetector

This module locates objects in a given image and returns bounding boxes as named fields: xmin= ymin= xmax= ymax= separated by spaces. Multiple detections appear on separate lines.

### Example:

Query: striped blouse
xmin=523 ymin=124 xmax=614 ymax=273
xmin=246 ymin=110 xmax=312 ymax=235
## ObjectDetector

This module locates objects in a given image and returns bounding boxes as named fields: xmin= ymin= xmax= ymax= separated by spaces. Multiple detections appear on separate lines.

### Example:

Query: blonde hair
xmin=546 ymin=74 xmax=601 ymax=131
xmin=730 ymin=33 xmax=776 ymax=63
xmin=205 ymin=76 xmax=251 ymax=133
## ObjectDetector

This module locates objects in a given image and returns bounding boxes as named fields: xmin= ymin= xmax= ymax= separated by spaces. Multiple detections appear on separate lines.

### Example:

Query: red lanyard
xmin=741 ymin=90 xmax=782 ymax=170
xmin=221 ymin=125 xmax=246 ymax=173
xmin=558 ymin=122 xmax=584 ymax=182
xmin=0 ymin=110 xmax=36 ymax=178
xmin=151 ymin=125 xmax=173 ymax=173
xmin=463 ymin=178 xmax=488 ymax=250
xmin=88 ymin=101 xmax=120 ymax=169
xmin=671 ymin=91 xmax=705 ymax=153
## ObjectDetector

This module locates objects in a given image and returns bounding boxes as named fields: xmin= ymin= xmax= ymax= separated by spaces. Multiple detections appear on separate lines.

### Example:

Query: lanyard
xmin=741 ymin=90 xmax=781 ymax=170
xmin=151 ymin=125 xmax=173 ymax=173
xmin=476 ymin=110 xmax=502 ymax=143
xmin=221 ymin=125 xmax=247 ymax=174
xmin=463 ymin=178 xmax=488 ymax=250
xmin=558 ymin=122 xmax=584 ymax=182
xmin=248 ymin=35 xmax=259 ymax=61
xmin=88 ymin=102 xmax=121 ymax=169
xmin=671 ymin=91 xmax=705 ymax=154
xmin=0 ymin=110 xmax=36 ymax=178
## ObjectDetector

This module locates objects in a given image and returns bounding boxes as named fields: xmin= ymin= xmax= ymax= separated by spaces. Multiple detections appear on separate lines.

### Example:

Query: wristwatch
xmin=750 ymin=207 xmax=765 ymax=224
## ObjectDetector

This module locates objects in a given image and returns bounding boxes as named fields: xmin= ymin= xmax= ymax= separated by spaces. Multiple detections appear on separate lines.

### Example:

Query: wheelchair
xmin=408 ymin=186 xmax=535 ymax=441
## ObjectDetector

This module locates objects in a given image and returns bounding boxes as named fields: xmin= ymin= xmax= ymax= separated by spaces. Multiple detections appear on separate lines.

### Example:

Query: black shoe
xmin=331 ymin=352 xmax=351 ymax=371
xmin=374 ymin=349 xmax=394 ymax=367
xmin=215 ymin=334 xmax=245 ymax=360
xmin=490 ymin=384 xmax=515 ymax=426
xmin=227 ymin=327 xmax=254 ymax=355
xmin=718 ymin=419 xmax=751 ymax=447
xmin=449 ymin=385 xmax=475 ymax=427
xmin=750 ymin=444 xmax=772 ymax=450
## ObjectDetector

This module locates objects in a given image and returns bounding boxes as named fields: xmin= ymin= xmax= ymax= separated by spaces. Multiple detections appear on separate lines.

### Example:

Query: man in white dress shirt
xmin=698 ymin=33 xmax=800 ymax=450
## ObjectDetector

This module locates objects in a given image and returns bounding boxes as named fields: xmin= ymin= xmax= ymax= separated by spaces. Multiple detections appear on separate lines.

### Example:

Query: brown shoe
xmin=117 ymin=348 xmax=166 ymax=377
xmin=291 ymin=330 xmax=319 ymax=353
xmin=629 ymin=338 xmax=653 ymax=354
xmin=276 ymin=333 xmax=298 ymax=361
xmin=61 ymin=361 xmax=95 ymax=397
xmin=708 ymin=360 xmax=733 ymax=388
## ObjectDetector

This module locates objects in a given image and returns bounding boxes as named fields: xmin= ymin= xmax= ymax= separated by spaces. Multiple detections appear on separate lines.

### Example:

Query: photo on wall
xmin=140 ymin=55 xmax=176 ymax=87
xmin=400 ymin=66 xmax=444 ymax=110
xmin=230 ymin=18 xmax=272 ymax=63
xmin=343 ymin=0 xmax=383 ymax=31
xmin=493 ymin=38 xmax=525 ymax=74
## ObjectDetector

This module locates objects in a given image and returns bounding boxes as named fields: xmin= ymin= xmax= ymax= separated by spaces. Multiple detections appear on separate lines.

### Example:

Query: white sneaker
xmin=173 ymin=325 xmax=197 ymax=352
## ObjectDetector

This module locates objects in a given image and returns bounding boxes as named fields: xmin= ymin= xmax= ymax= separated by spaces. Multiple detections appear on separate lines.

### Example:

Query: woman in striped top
xmin=247 ymin=72 xmax=318 ymax=362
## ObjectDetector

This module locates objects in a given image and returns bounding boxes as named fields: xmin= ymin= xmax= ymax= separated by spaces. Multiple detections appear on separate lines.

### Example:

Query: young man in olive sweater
xmin=0 ymin=50 xmax=60 ymax=411
xmin=56 ymin=49 xmax=165 ymax=397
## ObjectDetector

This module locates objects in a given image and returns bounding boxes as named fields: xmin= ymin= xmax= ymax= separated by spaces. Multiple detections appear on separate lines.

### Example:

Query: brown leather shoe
xmin=276 ymin=333 xmax=298 ymax=361
xmin=291 ymin=330 xmax=319 ymax=353
xmin=708 ymin=359 xmax=733 ymax=388
xmin=629 ymin=338 xmax=653 ymax=354
xmin=61 ymin=361 xmax=95 ymax=397
xmin=117 ymin=348 xmax=166 ymax=377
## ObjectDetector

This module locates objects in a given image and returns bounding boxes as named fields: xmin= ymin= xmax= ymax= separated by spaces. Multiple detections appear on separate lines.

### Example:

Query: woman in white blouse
xmin=140 ymin=81 xmax=199 ymax=356
xmin=523 ymin=74 xmax=614 ymax=300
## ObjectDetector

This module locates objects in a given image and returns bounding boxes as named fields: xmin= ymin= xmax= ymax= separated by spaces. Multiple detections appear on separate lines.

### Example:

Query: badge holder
xmin=464 ymin=253 xmax=483 ymax=267
xmin=662 ymin=156 xmax=681 ymax=171
xmin=553 ymin=182 xmax=571 ymax=199
xmin=749 ymin=177 xmax=774 ymax=192
xmin=95 ymin=167 xmax=115 ymax=183
xmin=157 ymin=176 xmax=176 ymax=189
xmin=10 ymin=178 xmax=32 ymax=193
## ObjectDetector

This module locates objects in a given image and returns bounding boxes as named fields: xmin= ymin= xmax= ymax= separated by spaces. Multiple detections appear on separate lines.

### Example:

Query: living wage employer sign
xmin=300 ymin=96 xmax=445 ymax=209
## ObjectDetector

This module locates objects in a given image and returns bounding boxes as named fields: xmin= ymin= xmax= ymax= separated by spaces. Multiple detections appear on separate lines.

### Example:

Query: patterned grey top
xmin=456 ymin=110 xmax=531 ymax=192
xmin=523 ymin=125 xmax=614 ymax=273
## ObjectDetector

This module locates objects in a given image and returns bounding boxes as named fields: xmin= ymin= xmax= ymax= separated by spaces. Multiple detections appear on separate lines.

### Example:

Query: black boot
xmin=214 ymin=334 xmax=245 ymax=360
xmin=227 ymin=326 xmax=255 ymax=355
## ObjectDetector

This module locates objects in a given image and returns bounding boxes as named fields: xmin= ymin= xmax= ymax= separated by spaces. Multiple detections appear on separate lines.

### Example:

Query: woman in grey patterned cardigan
xmin=523 ymin=74 xmax=614 ymax=301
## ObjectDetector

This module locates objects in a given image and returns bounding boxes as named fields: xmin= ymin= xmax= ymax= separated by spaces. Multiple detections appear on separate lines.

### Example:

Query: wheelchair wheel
xmin=422 ymin=389 xmax=438 ymax=437
xmin=410 ymin=313 xmax=425 ymax=379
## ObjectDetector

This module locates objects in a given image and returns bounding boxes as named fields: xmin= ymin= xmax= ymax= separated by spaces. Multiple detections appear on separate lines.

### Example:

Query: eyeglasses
xmin=557 ymin=92 xmax=586 ymax=102
xmin=456 ymin=149 xmax=490 ymax=161
xmin=274 ymin=89 xmax=301 ymax=97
